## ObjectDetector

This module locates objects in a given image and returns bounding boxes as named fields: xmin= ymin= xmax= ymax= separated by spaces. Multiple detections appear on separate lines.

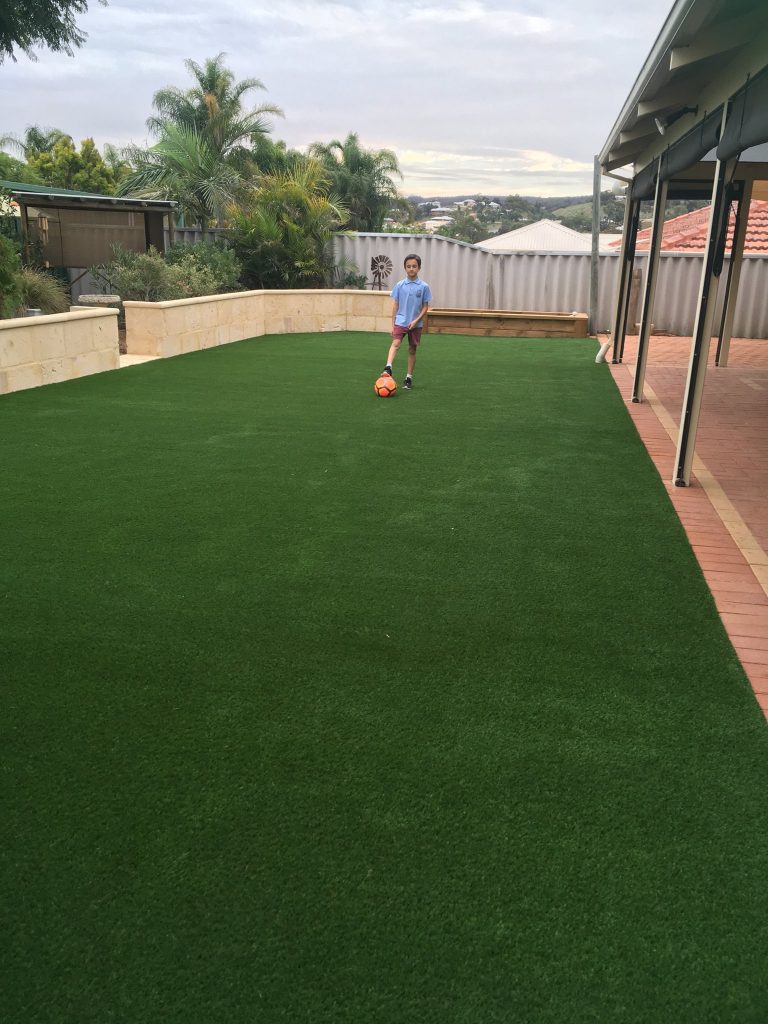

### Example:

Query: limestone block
xmin=319 ymin=318 xmax=345 ymax=332
xmin=96 ymin=348 xmax=120 ymax=372
xmin=6 ymin=362 xmax=44 ymax=392
xmin=41 ymin=356 xmax=73 ymax=384
xmin=180 ymin=332 xmax=204 ymax=354
xmin=375 ymin=318 xmax=392 ymax=334
xmin=0 ymin=369 xmax=9 ymax=395
xmin=2 ymin=330 xmax=40 ymax=366
xmin=63 ymin=323 xmax=96 ymax=357
xmin=242 ymin=318 xmax=264 ymax=340
xmin=72 ymin=351 xmax=102 ymax=378
xmin=32 ymin=323 xmax=65 ymax=360
xmin=313 ymin=294 xmax=344 ymax=317
xmin=352 ymin=316 xmax=377 ymax=333
xmin=159 ymin=336 xmax=184 ymax=359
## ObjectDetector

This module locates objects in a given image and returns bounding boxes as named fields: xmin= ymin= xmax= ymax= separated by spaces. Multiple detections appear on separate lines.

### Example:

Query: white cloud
xmin=0 ymin=0 xmax=673 ymax=196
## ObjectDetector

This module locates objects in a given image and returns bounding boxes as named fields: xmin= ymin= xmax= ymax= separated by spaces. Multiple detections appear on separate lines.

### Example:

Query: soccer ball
xmin=374 ymin=374 xmax=397 ymax=398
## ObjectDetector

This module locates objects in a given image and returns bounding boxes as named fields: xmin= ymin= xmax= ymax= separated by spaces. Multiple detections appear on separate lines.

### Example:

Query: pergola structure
xmin=599 ymin=0 xmax=768 ymax=486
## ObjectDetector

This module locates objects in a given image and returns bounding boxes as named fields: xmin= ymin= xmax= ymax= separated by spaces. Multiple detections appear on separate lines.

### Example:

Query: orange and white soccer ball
xmin=374 ymin=374 xmax=397 ymax=398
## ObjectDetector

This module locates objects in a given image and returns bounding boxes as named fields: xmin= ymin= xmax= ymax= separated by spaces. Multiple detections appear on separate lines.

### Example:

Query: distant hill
xmin=407 ymin=193 xmax=594 ymax=207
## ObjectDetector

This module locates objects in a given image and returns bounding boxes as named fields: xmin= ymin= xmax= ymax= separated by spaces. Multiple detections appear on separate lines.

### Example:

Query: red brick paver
xmin=605 ymin=334 xmax=768 ymax=719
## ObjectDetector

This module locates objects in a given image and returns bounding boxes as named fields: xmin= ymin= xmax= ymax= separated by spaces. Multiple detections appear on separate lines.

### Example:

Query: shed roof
xmin=0 ymin=179 xmax=176 ymax=212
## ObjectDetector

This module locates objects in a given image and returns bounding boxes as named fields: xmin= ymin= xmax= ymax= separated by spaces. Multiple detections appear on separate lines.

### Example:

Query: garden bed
xmin=426 ymin=307 xmax=589 ymax=338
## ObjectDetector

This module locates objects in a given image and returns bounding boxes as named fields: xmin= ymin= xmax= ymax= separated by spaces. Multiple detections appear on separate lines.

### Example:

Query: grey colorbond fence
xmin=333 ymin=232 xmax=768 ymax=338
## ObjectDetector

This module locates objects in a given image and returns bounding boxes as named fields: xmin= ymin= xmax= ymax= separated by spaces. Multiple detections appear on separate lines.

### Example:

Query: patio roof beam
xmin=619 ymin=121 xmax=657 ymax=145
xmin=610 ymin=197 xmax=641 ymax=364
xmin=716 ymin=179 xmax=753 ymax=367
xmin=675 ymin=108 xmax=736 ymax=487
xmin=669 ymin=10 xmax=764 ymax=70
xmin=637 ymin=81 xmax=700 ymax=117
xmin=632 ymin=175 xmax=668 ymax=404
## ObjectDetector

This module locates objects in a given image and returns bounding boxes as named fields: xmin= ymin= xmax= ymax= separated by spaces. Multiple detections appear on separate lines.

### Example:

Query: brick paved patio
xmin=603 ymin=333 xmax=768 ymax=718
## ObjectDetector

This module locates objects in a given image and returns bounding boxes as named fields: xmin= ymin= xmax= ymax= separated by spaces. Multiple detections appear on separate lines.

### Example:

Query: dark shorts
xmin=392 ymin=325 xmax=423 ymax=347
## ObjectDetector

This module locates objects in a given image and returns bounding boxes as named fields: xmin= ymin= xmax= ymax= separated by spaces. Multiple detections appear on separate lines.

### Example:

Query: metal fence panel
xmin=333 ymin=233 xmax=768 ymax=338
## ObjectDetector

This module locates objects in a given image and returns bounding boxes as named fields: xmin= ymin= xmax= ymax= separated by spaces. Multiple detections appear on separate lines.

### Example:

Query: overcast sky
xmin=1 ymin=0 xmax=674 ymax=197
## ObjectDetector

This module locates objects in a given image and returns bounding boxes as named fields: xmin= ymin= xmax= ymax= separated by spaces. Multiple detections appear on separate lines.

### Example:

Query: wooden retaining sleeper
xmin=426 ymin=308 xmax=589 ymax=338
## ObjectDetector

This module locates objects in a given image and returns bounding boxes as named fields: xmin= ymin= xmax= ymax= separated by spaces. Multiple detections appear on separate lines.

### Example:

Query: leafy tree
xmin=27 ymin=136 xmax=116 ymax=193
xmin=0 ymin=234 xmax=22 ymax=316
xmin=252 ymin=136 xmax=307 ymax=176
xmin=308 ymin=132 xmax=402 ymax=232
xmin=0 ymin=0 xmax=106 ymax=63
xmin=435 ymin=207 xmax=487 ymax=244
xmin=0 ymin=152 xmax=43 ymax=185
xmin=227 ymin=162 xmax=346 ymax=288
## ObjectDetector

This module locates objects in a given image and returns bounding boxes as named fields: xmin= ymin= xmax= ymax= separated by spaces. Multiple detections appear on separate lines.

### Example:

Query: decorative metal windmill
xmin=370 ymin=254 xmax=393 ymax=290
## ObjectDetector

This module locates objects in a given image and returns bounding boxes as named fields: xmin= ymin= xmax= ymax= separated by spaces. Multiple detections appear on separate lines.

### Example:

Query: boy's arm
xmin=391 ymin=298 xmax=399 ymax=324
xmin=408 ymin=302 xmax=429 ymax=330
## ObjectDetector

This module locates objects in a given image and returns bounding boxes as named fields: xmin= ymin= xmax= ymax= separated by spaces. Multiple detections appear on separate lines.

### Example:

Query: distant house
xmin=476 ymin=218 xmax=621 ymax=252
xmin=609 ymin=199 xmax=768 ymax=253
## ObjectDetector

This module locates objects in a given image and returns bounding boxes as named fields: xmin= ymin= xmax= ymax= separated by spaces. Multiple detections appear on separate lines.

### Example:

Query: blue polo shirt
xmin=391 ymin=276 xmax=432 ymax=327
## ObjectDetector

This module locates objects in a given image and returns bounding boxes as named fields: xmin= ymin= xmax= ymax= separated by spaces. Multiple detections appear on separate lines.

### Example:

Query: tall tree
xmin=146 ymin=53 xmax=282 ymax=175
xmin=1 ymin=125 xmax=72 ymax=161
xmin=121 ymin=54 xmax=283 ymax=226
xmin=0 ymin=1 xmax=106 ymax=63
xmin=308 ymin=132 xmax=403 ymax=232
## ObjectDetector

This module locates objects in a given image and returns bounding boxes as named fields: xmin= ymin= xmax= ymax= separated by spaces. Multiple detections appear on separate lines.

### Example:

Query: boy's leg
xmin=406 ymin=346 xmax=417 ymax=377
xmin=403 ymin=327 xmax=421 ymax=387
xmin=385 ymin=327 xmax=405 ymax=371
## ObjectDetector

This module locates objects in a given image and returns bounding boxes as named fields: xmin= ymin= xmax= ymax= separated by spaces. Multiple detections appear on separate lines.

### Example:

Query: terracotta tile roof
xmin=610 ymin=199 xmax=768 ymax=253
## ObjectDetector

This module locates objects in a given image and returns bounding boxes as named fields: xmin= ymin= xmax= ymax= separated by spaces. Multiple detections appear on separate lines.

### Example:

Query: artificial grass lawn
xmin=2 ymin=331 xmax=768 ymax=1023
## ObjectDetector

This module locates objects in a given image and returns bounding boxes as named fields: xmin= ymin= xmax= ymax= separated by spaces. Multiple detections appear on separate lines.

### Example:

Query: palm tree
xmin=119 ymin=125 xmax=246 ymax=230
xmin=308 ymin=132 xmax=403 ymax=232
xmin=146 ymin=53 xmax=283 ymax=175
xmin=228 ymin=161 xmax=347 ymax=288
xmin=1 ymin=124 xmax=71 ymax=159
xmin=120 ymin=54 xmax=283 ymax=228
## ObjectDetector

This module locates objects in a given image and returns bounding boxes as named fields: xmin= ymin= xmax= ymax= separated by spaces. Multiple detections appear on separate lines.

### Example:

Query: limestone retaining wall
xmin=0 ymin=308 xmax=120 ymax=396
xmin=123 ymin=289 xmax=392 ymax=357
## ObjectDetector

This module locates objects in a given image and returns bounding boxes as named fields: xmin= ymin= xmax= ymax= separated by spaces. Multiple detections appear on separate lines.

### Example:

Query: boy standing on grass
xmin=381 ymin=254 xmax=432 ymax=390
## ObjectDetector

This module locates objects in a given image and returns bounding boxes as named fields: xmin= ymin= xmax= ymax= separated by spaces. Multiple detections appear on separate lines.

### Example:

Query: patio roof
xmin=598 ymin=0 xmax=768 ymax=489
xmin=599 ymin=0 xmax=768 ymax=182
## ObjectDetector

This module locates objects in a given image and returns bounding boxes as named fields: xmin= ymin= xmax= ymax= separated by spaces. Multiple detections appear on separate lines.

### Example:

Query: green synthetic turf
xmin=2 ymin=331 xmax=767 ymax=1023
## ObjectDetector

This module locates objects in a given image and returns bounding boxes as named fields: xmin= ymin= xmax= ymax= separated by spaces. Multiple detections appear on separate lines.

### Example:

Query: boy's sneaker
xmin=381 ymin=365 xmax=393 ymax=376
xmin=403 ymin=376 xmax=413 ymax=389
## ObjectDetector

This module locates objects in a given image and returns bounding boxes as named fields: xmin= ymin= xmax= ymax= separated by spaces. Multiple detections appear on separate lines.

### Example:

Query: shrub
xmin=0 ymin=235 xmax=23 ymax=318
xmin=92 ymin=244 xmax=241 ymax=302
xmin=16 ymin=267 xmax=70 ymax=314
xmin=165 ymin=240 xmax=242 ymax=293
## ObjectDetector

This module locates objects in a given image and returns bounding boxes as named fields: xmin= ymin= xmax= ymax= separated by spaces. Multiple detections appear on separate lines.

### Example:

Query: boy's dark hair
xmin=404 ymin=253 xmax=421 ymax=268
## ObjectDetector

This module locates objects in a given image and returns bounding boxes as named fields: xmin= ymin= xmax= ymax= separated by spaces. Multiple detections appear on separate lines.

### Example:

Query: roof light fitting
xmin=654 ymin=105 xmax=699 ymax=136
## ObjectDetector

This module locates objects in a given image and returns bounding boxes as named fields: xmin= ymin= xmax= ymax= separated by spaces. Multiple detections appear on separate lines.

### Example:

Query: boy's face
xmin=404 ymin=259 xmax=420 ymax=279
